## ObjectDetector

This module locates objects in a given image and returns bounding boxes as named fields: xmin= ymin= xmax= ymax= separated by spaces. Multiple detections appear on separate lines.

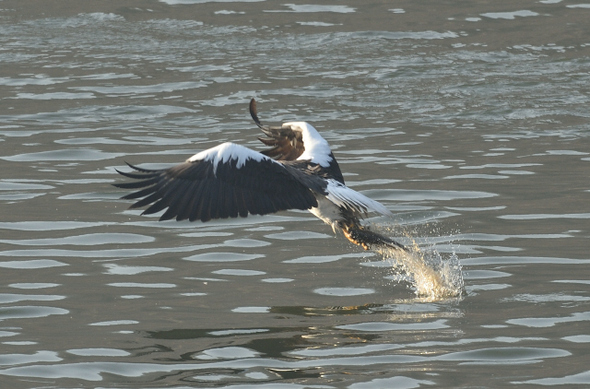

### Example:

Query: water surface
xmin=1 ymin=0 xmax=589 ymax=387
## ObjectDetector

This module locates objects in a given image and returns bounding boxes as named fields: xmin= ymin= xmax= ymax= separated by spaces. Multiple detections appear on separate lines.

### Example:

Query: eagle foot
xmin=341 ymin=222 xmax=407 ymax=252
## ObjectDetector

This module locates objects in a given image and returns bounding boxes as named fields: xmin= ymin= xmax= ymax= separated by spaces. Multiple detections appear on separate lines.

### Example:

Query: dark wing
xmin=113 ymin=143 xmax=323 ymax=222
xmin=249 ymin=98 xmax=305 ymax=161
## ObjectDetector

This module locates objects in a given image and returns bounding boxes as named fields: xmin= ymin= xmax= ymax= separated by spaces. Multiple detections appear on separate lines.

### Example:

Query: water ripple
xmin=0 ymin=294 xmax=64 ymax=304
xmin=507 ymin=311 xmax=590 ymax=328
xmin=1 ymin=2 xmax=589 ymax=387
xmin=0 ymin=259 xmax=68 ymax=269
xmin=0 ymin=233 xmax=154 ymax=246
xmin=314 ymin=287 xmax=375 ymax=297
xmin=0 ymin=306 xmax=69 ymax=320
xmin=2 ymin=148 xmax=124 ymax=162
xmin=0 ymin=351 xmax=61 ymax=367
xmin=184 ymin=252 xmax=264 ymax=262
xmin=337 ymin=319 xmax=449 ymax=332
xmin=437 ymin=347 xmax=569 ymax=363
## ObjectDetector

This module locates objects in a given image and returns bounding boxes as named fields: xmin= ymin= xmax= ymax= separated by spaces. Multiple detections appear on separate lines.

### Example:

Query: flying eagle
xmin=114 ymin=99 xmax=406 ymax=251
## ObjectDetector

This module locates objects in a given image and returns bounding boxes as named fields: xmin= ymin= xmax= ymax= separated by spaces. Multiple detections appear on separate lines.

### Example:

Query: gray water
xmin=1 ymin=0 xmax=590 ymax=387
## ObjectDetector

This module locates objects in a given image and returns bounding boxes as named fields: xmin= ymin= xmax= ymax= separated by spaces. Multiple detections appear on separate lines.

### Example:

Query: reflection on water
xmin=1 ymin=0 xmax=590 ymax=387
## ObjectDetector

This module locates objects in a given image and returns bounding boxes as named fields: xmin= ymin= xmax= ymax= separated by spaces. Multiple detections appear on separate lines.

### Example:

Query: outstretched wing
xmin=113 ymin=143 xmax=321 ymax=222
xmin=250 ymin=98 xmax=305 ymax=161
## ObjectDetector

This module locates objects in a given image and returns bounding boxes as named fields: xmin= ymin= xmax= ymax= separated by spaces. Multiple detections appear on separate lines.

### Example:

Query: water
xmin=1 ymin=0 xmax=590 ymax=387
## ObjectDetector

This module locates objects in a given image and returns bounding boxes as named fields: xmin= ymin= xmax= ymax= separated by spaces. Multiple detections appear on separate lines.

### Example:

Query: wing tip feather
xmin=249 ymin=98 xmax=263 ymax=128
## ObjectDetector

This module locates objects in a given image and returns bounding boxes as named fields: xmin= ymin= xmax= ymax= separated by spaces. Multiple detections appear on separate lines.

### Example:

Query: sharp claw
xmin=341 ymin=222 xmax=370 ymax=250
xmin=340 ymin=221 xmax=406 ymax=252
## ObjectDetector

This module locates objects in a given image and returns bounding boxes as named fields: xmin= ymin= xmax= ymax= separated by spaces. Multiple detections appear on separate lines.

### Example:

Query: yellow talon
xmin=342 ymin=223 xmax=370 ymax=250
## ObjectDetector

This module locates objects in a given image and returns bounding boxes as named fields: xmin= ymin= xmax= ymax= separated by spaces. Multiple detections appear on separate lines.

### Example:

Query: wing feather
xmin=250 ymin=98 xmax=305 ymax=162
xmin=325 ymin=179 xmax=392 ymax=218
xmin=113 ymin=143 xmax=321 ymax=222
xmin=141 ymin=179 xmax=184 ymax=217
xmin=174 ymin=180 xmax=199 ymax=221
xmin=187 ymin=182 xmax=207 ymax=222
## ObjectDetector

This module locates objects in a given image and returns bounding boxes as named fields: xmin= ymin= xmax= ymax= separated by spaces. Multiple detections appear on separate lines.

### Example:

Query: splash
xmin=376 ymin=241 xmax=465 ymax=301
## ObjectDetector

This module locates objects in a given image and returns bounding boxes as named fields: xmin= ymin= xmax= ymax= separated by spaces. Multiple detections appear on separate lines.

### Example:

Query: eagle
xmin=114 ymin=99 xmax=406 ymax=252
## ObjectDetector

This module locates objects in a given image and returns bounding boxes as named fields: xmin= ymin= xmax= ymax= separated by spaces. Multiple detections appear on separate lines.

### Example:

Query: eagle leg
xmin=340 ymin=221 xmax=407 ymax=252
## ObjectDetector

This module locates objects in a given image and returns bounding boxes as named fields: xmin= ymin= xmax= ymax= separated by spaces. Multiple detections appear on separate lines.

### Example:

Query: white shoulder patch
xmin=187 ymin=143 xmax=271 ymax=173
xmin=283 ymin=121 xmax=333 ymax=167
